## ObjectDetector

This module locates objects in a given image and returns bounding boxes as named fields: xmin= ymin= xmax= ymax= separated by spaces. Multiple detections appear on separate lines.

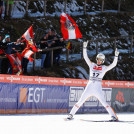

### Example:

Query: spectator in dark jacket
xmin=20 ymin=42 xmax=29 ymax=74
xmin=43 ymin=30 xmax=56 ymax=68
xmin=53 ymin=37 xmax=66 ymax=65
xmin=1 ymin=34 xmax=22 ymax=74
xmin=40 ymin=35 xmax=48 ymax=69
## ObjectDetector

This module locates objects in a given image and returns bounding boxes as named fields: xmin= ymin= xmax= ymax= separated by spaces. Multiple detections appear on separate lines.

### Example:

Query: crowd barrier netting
xmin=0 ymin=74 xmax=134 ymax=114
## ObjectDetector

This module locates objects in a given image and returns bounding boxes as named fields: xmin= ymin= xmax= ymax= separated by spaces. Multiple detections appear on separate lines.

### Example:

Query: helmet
xmin=96 ymin=53 xmax=105 ymax=64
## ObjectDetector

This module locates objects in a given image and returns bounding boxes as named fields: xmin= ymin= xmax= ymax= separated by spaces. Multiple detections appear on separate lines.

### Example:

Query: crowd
xmin=0 ymin=34 xmax=27 ymax=74
xmin=0 ymin=29 xmax=66 ymax=75
xmin=38 ymin=29 xmax=66 ymax=68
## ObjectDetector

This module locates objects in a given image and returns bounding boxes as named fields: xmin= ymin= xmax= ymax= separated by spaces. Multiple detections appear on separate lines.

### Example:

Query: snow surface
xmin=0 ymin=113 xmax=134 ymax=134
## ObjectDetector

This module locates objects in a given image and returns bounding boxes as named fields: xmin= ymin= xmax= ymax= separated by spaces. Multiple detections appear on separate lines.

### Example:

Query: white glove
xmin=83 ymin=41 xmax=88 ymax=48
xmin=115 ymin=48 xmax=119 ymax=57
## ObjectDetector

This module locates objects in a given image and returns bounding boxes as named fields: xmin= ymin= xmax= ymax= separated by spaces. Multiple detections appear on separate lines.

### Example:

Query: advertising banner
xmin=112 ymin=88 xmax=134 ymax=112
xmin=68 ymin=87 xmax=112 ymax=113
xmin=0 ymin=74 xmax=134 ymax=114
xmin=0 ymin=82 xmax=69 ymax=114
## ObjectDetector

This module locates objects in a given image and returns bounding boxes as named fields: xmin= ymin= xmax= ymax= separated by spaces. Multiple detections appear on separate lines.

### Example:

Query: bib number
xmin=93 ymin=72 xmax=99 ymax=77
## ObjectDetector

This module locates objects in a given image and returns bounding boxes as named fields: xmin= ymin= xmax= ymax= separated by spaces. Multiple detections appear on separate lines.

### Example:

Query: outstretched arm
xmin=83 ymin=41 xmax=92 ymax=67
xmin=105 ymin=48 xmax=119 ymax=72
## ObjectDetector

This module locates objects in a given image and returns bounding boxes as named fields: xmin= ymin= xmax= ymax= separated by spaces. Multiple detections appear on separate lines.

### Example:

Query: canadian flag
xmin=21 ymin=48 xmax=34 ymax=62
xmin=22 ymin=25 xmax=34 ymax=42
xmin=61 ymin=13 xmax=82 ymax=39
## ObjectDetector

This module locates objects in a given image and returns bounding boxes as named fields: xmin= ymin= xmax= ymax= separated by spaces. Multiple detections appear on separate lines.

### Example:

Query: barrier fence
xmin=0 ymin=74 xmax=134 ymax=114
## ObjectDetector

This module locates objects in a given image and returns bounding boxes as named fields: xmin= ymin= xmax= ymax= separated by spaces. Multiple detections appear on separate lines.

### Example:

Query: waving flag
xmin=22 ymin=26 xmax=38 ymax=52
xmin=61 ymin=13 xmax=82 ymax=39
xmin=21 ymin=47 xmax=34 ymax=62
xmin=6 ymin=53 xmax=23 ymax=75
xmin=27 ymin=39 xmax=38 ymax=52
xmin=0 ymin=48 xmax=5 ymax=54
xmin=22 ymin=25 xmax=34 ymax=42
xmin=66 ymin=42 xmax=72 ymax=50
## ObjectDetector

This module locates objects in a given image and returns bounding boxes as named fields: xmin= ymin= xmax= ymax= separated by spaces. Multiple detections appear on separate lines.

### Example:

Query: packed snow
xmin=0 ymin=113 xmax=134 ymax=134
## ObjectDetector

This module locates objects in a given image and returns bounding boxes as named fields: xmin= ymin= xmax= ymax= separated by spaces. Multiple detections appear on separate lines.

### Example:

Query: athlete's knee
xmin=74 ymin=104 xmax=80 ymax=108
xmin=75 ymin=102 xmax=83 ymax=108
xmin=105 ymin=105 xmax=110 ymax=109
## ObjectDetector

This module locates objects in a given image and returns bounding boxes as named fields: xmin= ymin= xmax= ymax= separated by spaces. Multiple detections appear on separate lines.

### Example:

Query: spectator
xmin=51 ymin=29 xmax=57 ymax=40
xmin=43 ymin=30 xmax=56 ymax=68
xmin=20 ymin=42 xmax=29 ymax=74
xmin=53 ymin=37 xmax=66 ymax=65
xmin=1 ymin=34 xmax=21 ymax=74
xmin=0 ymin=34 xmax=7 ymax=56
xmin=4 ymin=0 xmax=14 ymax=19
xmin=0 ymin=0 xmax=3 ymax=18
xmin=47 ymin=30 xmax=53 ymax=40
xmin=40 ymin=35 xmax=48 ymax=69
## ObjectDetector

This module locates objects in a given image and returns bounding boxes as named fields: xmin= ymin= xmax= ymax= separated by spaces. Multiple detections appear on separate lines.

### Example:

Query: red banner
xmin=0 ymin=74 xmax=134 ymax=88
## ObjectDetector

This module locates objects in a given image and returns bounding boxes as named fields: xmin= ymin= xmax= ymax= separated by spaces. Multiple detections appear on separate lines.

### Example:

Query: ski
xmin=80 ymin=119 xmax=134 ymax=123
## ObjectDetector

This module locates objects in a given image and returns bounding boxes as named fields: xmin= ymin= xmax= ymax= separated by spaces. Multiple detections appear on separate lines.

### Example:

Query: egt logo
xmin=19 ymin=88 xmax=46 ymax=104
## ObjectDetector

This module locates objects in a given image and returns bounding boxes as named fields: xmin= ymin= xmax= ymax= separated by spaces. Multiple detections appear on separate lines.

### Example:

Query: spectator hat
xmin=5 ymin=34 xmax=10 ymax=39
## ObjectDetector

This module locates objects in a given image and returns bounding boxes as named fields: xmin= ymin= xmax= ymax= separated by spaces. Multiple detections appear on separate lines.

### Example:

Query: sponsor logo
xmin=35 ymin=77 xmax=48 ymax=83
xmin=60 ymin=79 xmax=72 ymax=85
xmin=93 ymin=66 xmax=102 ymax=70
xmin=6 ymin=76 xmax=20 ymax=82
xmin=116 ymin=91 xmax=124 ymax=103
xmin=69 ymin=87 xmax=112 ymax=107
xmin=22 ymin=77 xmax=34 ymax=82
xmin=114 ymin=91 xmax=127 ymax=108
xmin=19 ymin=87 xmax=46 ymax=104
xmin=105 ymin=81 xmax=115 ymax=87
xmin=0 ymin=77 xmax=4 ymax=80
xmin=0 ymin=98 xmax=16 ymax=103
xmin=125 ymin=82 xmax=134 ymax=87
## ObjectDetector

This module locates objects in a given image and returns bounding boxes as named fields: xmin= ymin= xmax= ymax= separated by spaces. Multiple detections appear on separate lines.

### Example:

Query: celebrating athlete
xmin=67 ymin=41 xmax=119 ymax=121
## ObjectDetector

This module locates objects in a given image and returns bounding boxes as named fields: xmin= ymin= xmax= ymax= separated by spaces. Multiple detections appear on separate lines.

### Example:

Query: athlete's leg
xmin=69 ymin=82 xmax=92 ymax=116
xmin=95 ymin=87 xmax=118 ymax=119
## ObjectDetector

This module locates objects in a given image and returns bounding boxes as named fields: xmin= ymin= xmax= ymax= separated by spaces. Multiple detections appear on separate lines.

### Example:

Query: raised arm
xmin=105 ymin=48 xmax=119 ymax=72
xmin=83 ymin=41 xmax=92 ymax=67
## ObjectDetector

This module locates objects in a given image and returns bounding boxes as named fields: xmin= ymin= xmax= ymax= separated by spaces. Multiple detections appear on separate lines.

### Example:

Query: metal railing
xmin=0 ymin=35 xmax=133 ymax=72
xmin=86 ymin=35 xmax=134 ymax=55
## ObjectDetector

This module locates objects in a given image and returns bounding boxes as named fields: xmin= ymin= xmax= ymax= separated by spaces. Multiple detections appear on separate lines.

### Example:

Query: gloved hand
xmin=115 ymin=48 xmax=119 ymax=57
xmin=83 ymin=41 xmax=88 ymax=48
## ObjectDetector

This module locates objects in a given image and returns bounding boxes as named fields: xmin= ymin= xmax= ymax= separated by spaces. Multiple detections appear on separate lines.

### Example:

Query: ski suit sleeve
xmin=105 ymin=56 xmax=118 ymax=72
xmin=83 ymin=47 xmax=92 ymax=67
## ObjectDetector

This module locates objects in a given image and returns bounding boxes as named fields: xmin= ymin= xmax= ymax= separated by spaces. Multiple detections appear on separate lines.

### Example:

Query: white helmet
xmin=96 ymin=53 xmax=105 ymax=63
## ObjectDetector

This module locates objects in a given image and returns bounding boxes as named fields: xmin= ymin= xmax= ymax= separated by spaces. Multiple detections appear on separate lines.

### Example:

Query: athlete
xmin=67 ymin=41 xmax=119 ymax=121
